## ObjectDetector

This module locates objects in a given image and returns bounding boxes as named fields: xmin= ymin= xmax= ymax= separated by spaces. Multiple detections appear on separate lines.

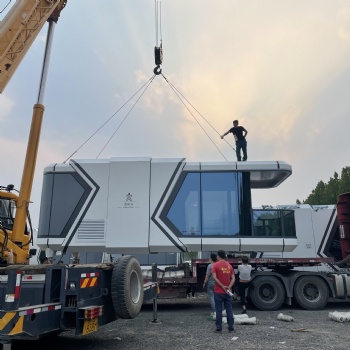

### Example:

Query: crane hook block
xmin=154 ymin=65 xmax=162 ymax=75
xmin=154 ymin=46 xmax=163 ymax=66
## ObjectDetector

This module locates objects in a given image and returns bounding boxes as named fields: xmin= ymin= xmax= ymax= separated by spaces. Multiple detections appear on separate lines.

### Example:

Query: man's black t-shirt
xmin=229 ymin=126 xmax=247 ymax=142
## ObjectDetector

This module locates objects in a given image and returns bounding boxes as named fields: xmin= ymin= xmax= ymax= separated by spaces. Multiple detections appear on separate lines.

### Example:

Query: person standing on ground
xmin=221 ymin=120 xmax=248 ymax=161
xmin=238 ymin=256 xmax=253 ymax=314
xmin=212 ymin=250 xmax=235 ymax=333
xmin=203 ymin=253 xmax=217 ymax=318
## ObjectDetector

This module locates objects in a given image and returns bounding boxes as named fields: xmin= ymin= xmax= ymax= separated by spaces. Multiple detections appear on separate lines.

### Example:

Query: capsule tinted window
xmin=166 ymin=173 xmax=200 ymax=236
xmin=201 ymin=172 xmax=241 ymax=236
xmin=165 ymin=172 xmax=244 ymax=237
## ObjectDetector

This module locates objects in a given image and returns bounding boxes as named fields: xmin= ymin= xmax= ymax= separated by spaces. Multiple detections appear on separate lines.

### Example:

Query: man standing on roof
xmin=212 ymin=250 xmax=235 ymax=333
xmin=221 ymin=120 xmax=248 ymax=161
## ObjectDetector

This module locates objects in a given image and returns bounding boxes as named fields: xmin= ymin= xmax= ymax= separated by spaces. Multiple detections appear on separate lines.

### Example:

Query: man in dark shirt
xmin=221 ymin=120 xmax=248 ymax=161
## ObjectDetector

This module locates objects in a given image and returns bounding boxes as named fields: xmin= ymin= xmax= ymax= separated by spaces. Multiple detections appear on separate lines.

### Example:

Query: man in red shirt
xmin=212 ymin=250 xmax=235 ymax=333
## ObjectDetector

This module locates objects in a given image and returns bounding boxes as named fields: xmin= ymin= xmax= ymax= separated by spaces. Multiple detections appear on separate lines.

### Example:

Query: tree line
xmin=296 ymin=166 xmax=350 ymax=205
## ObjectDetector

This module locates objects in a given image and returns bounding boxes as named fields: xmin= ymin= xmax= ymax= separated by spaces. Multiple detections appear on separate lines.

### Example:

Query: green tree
xmin=298 ymin=167 xmax=350 ymax=205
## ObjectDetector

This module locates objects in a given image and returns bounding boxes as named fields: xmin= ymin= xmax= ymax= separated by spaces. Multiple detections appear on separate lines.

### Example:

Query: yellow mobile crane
xmin=0 ymin=2 xmax=157 ymax=347
xmin=0 ymin=0 xmax=66 ymax=264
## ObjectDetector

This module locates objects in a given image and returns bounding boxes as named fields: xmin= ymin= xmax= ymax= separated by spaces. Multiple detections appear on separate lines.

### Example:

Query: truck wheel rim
xmin=303 ymin=283 xmax=320 ymax=302
xmin=259 ymin=284 xmax=276 ymax=302
xmin=130 ymin=270 xmax=141 ymax=304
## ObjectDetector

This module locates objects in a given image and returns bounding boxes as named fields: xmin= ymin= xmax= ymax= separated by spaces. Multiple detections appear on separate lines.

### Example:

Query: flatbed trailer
xmin=143 ymin=256 xmax=350 ymax=311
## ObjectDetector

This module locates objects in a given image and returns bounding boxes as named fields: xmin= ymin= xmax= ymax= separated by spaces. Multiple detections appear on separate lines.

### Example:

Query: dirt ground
xmin=13 ymin=294 xmax=350 ymax=350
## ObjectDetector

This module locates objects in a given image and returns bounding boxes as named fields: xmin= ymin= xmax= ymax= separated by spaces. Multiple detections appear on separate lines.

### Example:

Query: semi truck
xmin=140 ymin=196 xmax=350 ymax=311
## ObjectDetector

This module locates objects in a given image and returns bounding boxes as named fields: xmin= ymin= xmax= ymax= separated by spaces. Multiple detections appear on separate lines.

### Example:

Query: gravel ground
xmin=12 ymin=295 xmax=350 ymax=350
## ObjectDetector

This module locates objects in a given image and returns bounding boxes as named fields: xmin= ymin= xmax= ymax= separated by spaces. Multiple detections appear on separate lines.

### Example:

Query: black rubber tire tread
xmin=249 ymin=276 xmax=285 ymax=311
xmin=293 ymin=276 xmax=329 ymax=310
xmin=111 ymin=255 xmax=144 ymax=319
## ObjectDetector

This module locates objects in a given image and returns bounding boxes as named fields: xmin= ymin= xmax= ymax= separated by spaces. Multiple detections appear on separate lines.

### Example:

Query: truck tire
xmin=111 ymin=255 xmax=144 ymax=319
xmin=293 ymin=276 xmax=329 ymax=310
xmin=249 ymin=276 xmax=285 ymax=311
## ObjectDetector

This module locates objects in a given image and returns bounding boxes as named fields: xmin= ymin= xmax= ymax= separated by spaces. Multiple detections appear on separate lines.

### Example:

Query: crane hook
xmin=154 ymin=43 xmax=163 ymax=75
xmin=154 ymin=65 xmax=162 ymax=75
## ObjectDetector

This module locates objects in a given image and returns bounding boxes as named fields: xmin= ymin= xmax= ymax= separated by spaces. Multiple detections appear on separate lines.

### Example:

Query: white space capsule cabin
xmin=37 ymin=157 xmax=297 ymax=254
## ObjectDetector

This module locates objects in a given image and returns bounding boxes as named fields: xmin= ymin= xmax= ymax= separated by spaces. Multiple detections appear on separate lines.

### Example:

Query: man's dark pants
xmin=214 ymin=292 xmax=234 ymax=331
xmin=236 ymin=140 xmax=247 ymax=161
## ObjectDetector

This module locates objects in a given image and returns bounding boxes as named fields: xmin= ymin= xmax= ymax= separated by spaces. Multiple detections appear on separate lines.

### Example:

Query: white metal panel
xmin=260 ymin=206 xmax=336 ymax=271
xmin=42 ymin=164 xmax=57 ymax=173
xmin=182 ymin=162 xmax=200 ymax=171
xmin=200 ymin=162 xmax=237 ymax=171
xmin=57 ymin=160 xmax=108 ymax=250
xmin=63 ymin=160 xmax=110 ymax=250
xmin=276 ymin=161 xmax=293 ymax=171
xmin=282 ymin=238 xmax=298 ymax=252
xmin=240 ymin=238 xmax=289 ymax=252
xmin=311 ymin=206 xmax=337 ymax=257
xmin=178 ymin=237 xmax=201 ymax=251
xmin=201 ymin=237 xmax=240 ymax=251
xmin=73 ymin=159 xmax=110 ymax=223
xmin=236 ymin=161 xmax=279 ymax=171
xmin=279 ymin=207 xmax=316 ymax=258
xmin=105 ymin=158 xmax=150 ymax=252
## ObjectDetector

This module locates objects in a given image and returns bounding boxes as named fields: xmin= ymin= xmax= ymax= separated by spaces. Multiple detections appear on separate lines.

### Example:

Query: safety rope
xmin=64 ymin=0 xmax=233 ymax=163
xmin=160 ymin=73 xmax=229 ymax=162
xmin=95 ymin=75 xmax=156 ymax=158
xmin=63 ymin=74 xmax=234 ymax=163
xmin=63 ymin=75 xmax=156 ymax=163
xmin=161 ymin=74 xmax=236 ymax=153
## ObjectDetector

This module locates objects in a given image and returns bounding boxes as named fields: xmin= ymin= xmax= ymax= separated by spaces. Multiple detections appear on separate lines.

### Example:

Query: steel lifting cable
xmin=63 ymin=75 xmax=157 ymax=163
xmin=153 ymin=3 xmax=232 ymax=160
xmin=96 ymin=75 xmax=156 ymax=158
xmin=162 ymin=75 xmax=237 ymax=153
xmin=160 ymin=73 xmax=230 ymax=162
xmin=155 ymin=0 xmax=162 ymax=47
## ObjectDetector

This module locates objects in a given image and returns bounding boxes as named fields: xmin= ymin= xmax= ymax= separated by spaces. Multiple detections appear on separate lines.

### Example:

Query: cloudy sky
xmin=1 ymin=0 xmax=350 ymax=229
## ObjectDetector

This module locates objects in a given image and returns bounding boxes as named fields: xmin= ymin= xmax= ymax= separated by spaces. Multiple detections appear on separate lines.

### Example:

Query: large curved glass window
xmin=166 ymin=173 xmax=200 ymax=236
xmin=164 ymin=171 xmax=251 ymax=237
xmin=201 ymin=172 xmax=240 ymax=236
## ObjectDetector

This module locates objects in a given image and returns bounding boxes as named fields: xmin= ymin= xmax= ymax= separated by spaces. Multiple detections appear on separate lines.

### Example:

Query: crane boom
xmin=0 ymin=0 xmax=66 ymax=93
xmin=0 ymin=0 xmax=67 ymax=264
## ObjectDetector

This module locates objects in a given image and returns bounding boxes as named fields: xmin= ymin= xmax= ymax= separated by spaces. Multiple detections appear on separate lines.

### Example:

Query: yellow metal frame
xmin=11 ymin=104 xmax=45 ymax=263
xmin=0 ymin=0 xmax=65 ymax=92
xmin=0 ymin=1 xmax=67 ymax=264
xmin=0 ymin=190 xmax=30 ymax=262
